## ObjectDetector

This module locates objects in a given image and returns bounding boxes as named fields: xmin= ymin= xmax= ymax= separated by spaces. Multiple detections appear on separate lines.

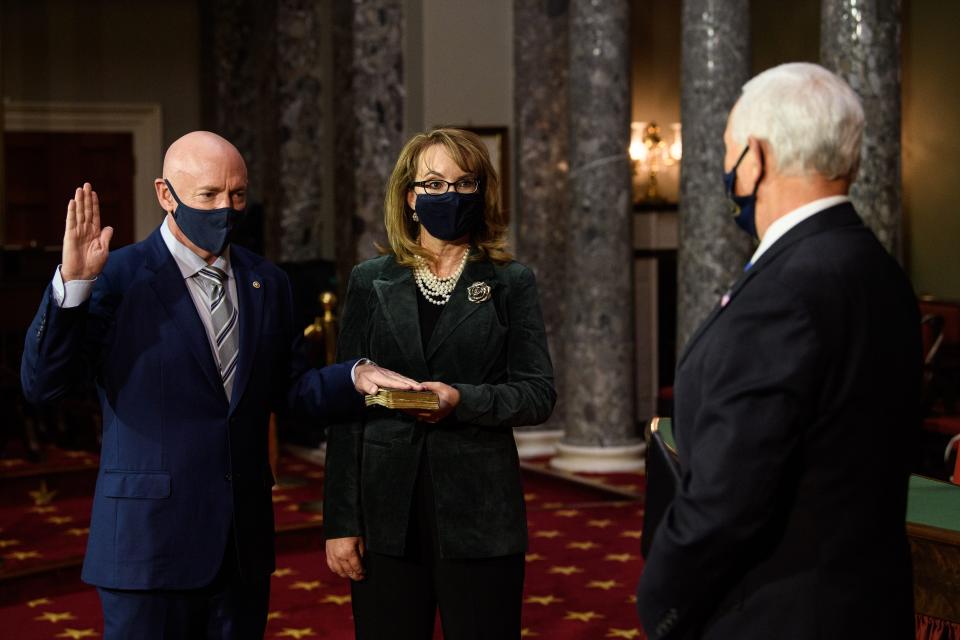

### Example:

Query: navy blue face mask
xmin=723 ymin=145 xmax=763 ymax=239
xmin=414 ymin=191 xmax=484 ymax=241
xmin=164 ymin=179 xmax=243 ymax=255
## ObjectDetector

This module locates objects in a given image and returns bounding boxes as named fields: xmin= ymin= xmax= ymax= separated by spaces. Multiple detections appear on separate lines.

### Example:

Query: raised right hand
xmin=325 ymin=536 xmax=366 ymax=581
xmin=62 ymin=183 xmax=113 ymax=281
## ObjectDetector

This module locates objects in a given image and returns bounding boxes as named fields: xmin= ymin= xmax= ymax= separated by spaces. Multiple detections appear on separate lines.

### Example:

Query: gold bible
xmin=364 ymin=388 xmax=440 ymax=410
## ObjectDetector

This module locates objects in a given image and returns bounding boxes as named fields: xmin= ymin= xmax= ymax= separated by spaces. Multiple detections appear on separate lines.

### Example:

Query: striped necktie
xmin=195 ymin=266 xmax=240 ymax=398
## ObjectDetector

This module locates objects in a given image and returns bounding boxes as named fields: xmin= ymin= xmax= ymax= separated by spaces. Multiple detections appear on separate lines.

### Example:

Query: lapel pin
xmin=467 ymin=281 xmax=491 ymax=304
xmin=252 ymin=281 xmax=262 ymax=289
xmin=720 ymin=291 xmax=731 ymax=308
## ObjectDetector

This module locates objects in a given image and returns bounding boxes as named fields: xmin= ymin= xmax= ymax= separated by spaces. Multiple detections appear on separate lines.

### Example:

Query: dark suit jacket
xmin=20 ymin=228 xmax=360 ymax=590
xmin=323 ymin=254 xmax=556 ymax=558
xmin=637 ymin=203 xmax=920 ymax=639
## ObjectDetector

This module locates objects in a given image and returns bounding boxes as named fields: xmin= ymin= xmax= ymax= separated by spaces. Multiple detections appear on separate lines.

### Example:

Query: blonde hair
xmin=382 ymin=128 xmax=512 ymax=267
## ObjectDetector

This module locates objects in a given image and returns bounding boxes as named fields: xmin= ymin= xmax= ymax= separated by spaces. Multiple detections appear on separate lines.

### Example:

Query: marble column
xmin=512 ymin=0 xmax=569 ymax=458
xmin=332 ymin=0 xmax=405 ymax=289
xmin=821 ymin=0 xmax=902 ymax=257
xmin=676 ymin=0 xmax=753 ymax=354
xmin=551 ymin=0 xmax=643 ymax=473
xmin=275 ymin=0 xmax=327 ymax=263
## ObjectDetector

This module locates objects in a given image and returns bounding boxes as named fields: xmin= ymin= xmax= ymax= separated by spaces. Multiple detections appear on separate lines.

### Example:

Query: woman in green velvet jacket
xmin=323 ymin=128 xmax=556 ymax=640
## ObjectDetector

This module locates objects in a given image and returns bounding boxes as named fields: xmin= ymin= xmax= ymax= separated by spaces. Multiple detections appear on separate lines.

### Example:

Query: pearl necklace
xmin=413 ymin=249 xmax=470 ymax=306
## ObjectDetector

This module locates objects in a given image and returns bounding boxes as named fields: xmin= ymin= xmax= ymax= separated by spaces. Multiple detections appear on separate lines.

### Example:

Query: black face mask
xmin=723 ymin=145 xmax=763 ymax=240
xmin=164 ymin=179 xmax=243 ymax=255
xmin=414 ymin=191 xmax=484 ymax=241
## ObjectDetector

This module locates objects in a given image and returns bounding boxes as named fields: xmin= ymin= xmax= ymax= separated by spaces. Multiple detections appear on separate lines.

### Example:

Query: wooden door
xmin=4 ymin=131 xmax=135 ymax=248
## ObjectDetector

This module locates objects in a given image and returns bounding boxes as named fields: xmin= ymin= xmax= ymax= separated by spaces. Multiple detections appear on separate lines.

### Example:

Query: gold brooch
xmin=467 ymin=281 xmax=491 ymax=304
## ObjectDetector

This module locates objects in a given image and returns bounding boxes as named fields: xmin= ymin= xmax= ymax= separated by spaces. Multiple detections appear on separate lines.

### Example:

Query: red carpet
xmin=1 ymin=446 xmax=648 ymax=639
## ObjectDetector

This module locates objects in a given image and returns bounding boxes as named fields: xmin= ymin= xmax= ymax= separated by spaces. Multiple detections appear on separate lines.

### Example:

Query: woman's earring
xmin=412 ymin=211 xmax=419 ymax=223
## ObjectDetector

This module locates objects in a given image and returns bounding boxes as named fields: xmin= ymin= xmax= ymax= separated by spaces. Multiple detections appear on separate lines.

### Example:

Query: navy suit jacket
xmin=637 ymin=203 xmax=920 ymax=639
xmin=21 ymin=228 xmax=360 ymax=590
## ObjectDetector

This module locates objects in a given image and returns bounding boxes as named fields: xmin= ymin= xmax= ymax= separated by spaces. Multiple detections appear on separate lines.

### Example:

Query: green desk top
xmin=908 ymin=475 xmax=960 ymax=533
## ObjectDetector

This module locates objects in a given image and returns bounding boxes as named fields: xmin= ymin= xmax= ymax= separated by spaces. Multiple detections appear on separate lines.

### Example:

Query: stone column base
xmin=549 ymin=441 xmax=646 ymax=473
xmin=514 ymin=429 xmax=564 ymax=459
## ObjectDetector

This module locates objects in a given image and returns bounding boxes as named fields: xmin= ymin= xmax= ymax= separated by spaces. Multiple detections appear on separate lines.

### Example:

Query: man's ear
xmin=154 ymin=179 xmax=175 ymax=214
xmin=745 ymin=136 xmax=766 ymax=186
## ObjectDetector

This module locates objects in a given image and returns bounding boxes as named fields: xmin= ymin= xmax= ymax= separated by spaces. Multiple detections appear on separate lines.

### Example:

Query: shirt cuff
xmin=52 ymin=265 xmax=96 ymax=309
xmin=350 ymin=358 xmax=374 ymax=385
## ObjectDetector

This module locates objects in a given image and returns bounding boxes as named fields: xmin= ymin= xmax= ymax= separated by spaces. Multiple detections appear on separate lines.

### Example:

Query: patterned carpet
xmin=0 ymin=447 xmax=647 ymax=639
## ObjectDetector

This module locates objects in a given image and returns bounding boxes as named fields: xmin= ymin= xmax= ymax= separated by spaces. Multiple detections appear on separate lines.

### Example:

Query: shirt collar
xmin=159 ymin=215 xmax=232 ymax=279
xmin=749 ymin=195 xmax=850 ymax=266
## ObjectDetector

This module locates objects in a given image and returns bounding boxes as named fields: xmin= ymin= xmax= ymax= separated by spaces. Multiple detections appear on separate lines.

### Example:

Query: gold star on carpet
xmin=554 ymin=509 xmax=580 ymax=517
xmin=520 ymin=629 xmax=539 ymax=637
xmin=605 ymin=553 xmax=638 ymax=563
xmin=525 ymin=553 xmax=544 ymax=562
xmin=626 ymin=594 xmax=637 ymax=603
xmin=620 ymin=530 xmax=643 ymax=539
xmin=271 ymin=494 xmax=291 ymax=503
xmin=542 ymin=501 xmax=564 ymax=509
xmin=56 ymin=630 xmax=98 ymax=639
xmin=286 ymin=464 xmax=307 ymax=472
xmin=29 ymin=481 xmax=58 ymax=506
xmin=289 ymin=581 xmax=322 ymax=591
xmin=64 ymin=451 xmax=90 ymax=458
xmin=587 ymin=580 xmax=622 ymax=590
xmin=635 ymin=509 xmax=645 ymax=517
xmin=266 ymin=611 xmax=285 ymax=621
xmin=65 ymin=528 xmax=90 ymax=537
xmin=533 ymin=530 xmax=561 ymax=538
xmin=6 ymin=550 xmax=41 ymax=561
xmin=549 ymin=565 xmax=583 ymax=576
xmin=0 ymin=539 xmax=21 ymax=548
xmin=275 ymin=629 xmax=314 ymax=639
xmin=320 ymin=594 xmax=351 ymax=605
xmin=27 ymin=598 xmax=52 ymax=608
xmin=524 ymin=595 xmax=563 ymax=605
xmin=308 ymin=514 xmax=323 ymax=522
xmin=607 ymin=629 xmax=642 ymax=638
xmin=566 ymin=541 xmax=599 ymax=550
xmin=29 ymin=506 xmax=58 ymax=514
xmin=587 ymin=519 xmax=613 ymax=528
xmin=35 ymin=611 xmax=77 ymax=623
xmin=564 ymin=611 xmax=604 ymax=622
xmin=523 ymin=493 xmax=538 ymax=501
xmin=306 ymin=471 xmax=324 ymax=479
xmin=1 ymin=459 xmax=25 ymax=468
xmin=47 ymin=516 xmax=74 ymax=525
xmin=284 ymin=504 xmax=300 ymax=512
xmin=273 ymin=568 xmax=296 ymax=577
xmin=615 ymin=484 xmax=639 ymax=492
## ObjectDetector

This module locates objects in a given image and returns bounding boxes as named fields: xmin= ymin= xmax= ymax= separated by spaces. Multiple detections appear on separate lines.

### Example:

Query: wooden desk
xmin=907 ymin=475 xmax=960 ymax=623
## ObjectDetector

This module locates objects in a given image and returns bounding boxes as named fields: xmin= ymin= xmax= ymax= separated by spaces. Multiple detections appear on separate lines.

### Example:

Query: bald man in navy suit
xmin=21 ymin=131 xmax=420 ymax=639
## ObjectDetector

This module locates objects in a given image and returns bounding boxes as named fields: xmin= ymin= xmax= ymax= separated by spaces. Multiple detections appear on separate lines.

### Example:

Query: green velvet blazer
xmin=323 ymin=253 xmax=556 ymax=559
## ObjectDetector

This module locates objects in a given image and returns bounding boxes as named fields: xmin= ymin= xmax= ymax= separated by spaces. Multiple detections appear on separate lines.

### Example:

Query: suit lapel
xmin=373 ymin=263 xmax=431 ymax=381
xmin=144 ymin=230 xmax=225 ymax=401
xmin=676 ymin=202 xmax=863 ymax=368
xmin=425 ymin=258 xmax=498 ymax=361
xmin=229 ymin=253 xmax=264 ymax=414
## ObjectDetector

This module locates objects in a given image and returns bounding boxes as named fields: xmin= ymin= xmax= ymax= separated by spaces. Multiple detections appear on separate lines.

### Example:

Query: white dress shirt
xmin=749 ymin=195 xmax=851 ymax=266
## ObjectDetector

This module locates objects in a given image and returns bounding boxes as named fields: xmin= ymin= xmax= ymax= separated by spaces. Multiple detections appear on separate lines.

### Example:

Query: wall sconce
xmin=629 ymin=121 xmax=682 ymax=204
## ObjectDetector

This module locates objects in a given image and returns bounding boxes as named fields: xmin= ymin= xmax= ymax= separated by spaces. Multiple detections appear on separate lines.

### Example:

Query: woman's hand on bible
xmin=404 ymin=381 xmax=460 ymax=423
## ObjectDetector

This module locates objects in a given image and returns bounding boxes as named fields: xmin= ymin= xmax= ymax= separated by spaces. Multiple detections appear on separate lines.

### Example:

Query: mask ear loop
xmin=163 ymin=179 xmax=186 ymax=216
xmin=751 ymin=143 xmax=765 ymax=198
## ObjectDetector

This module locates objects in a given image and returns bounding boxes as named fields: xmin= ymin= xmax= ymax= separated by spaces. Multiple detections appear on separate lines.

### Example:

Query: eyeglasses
xmin=410 ymin=178 xmax=480 ymax=195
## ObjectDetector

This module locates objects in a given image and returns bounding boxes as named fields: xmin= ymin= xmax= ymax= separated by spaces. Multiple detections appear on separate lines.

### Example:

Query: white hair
xmin=730 ymin=62 xmax=865 ymax=180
